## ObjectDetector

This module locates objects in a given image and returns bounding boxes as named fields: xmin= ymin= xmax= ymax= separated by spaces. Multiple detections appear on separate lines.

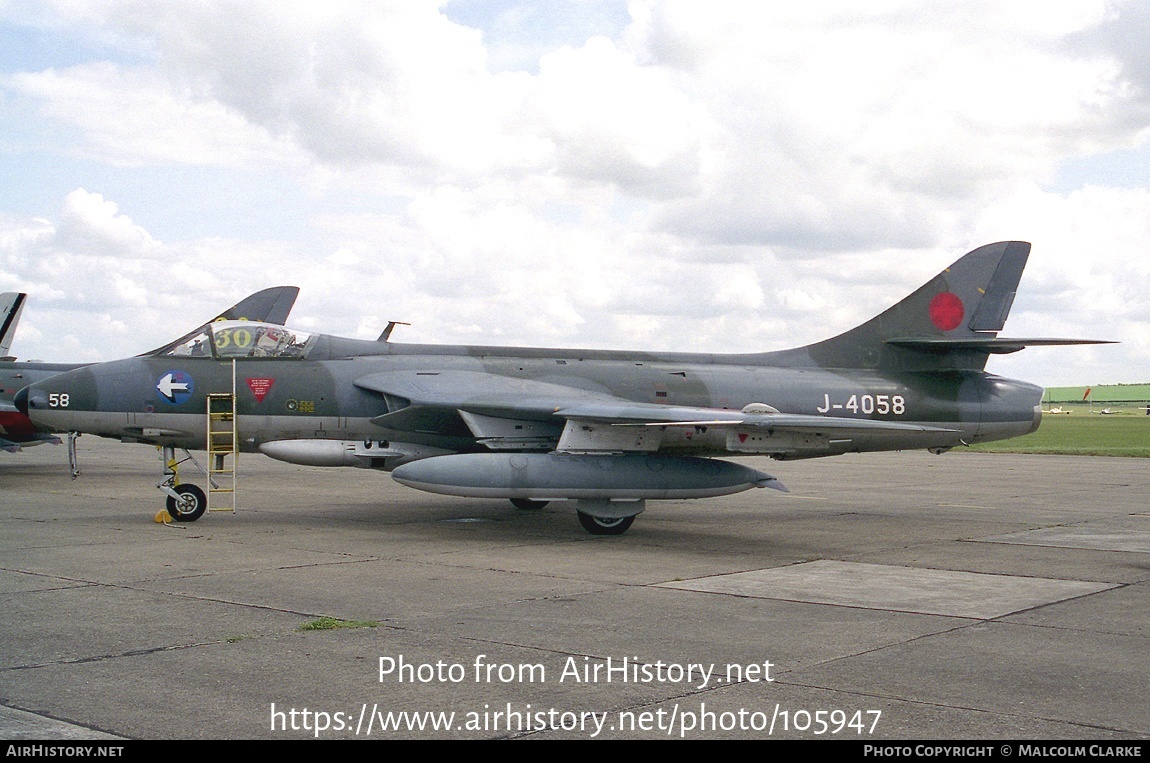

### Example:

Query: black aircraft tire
xmin=510 ymin=498 xmax=549 ymax=511
xmin=167 ymin=484 xmax=207 ymax=522
xmin=577 ymin=511 xmax=635 ymax=536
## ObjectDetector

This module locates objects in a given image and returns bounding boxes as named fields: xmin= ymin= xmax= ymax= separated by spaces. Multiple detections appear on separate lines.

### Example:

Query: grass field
xmin=962 ymin=410 xmax=1150 ymax=457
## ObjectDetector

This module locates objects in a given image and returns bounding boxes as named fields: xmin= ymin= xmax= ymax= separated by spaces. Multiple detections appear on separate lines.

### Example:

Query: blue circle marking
xmin=157 ymin=370 xmax=194 ymax=405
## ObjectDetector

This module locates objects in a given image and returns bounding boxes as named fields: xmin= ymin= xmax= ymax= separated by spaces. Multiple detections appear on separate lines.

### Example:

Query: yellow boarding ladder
xmin=206 ymin=359 xmax=238 ymax=512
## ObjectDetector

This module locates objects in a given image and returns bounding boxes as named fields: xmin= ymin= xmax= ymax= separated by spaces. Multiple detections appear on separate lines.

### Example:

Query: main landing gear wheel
xmin=577 ymin=511 xmax=635 ymax=536
xmin=166 ymin=484 xmax=207 ymax=522
xmin=510 ymin=498 xmax=549 ymax=511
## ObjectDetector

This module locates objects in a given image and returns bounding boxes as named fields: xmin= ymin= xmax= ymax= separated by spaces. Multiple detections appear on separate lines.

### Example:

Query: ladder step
xmin=206 ymin=385 xmax=237 ymax=512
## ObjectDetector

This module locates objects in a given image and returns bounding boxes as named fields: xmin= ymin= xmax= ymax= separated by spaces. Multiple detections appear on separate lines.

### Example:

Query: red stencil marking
xmin=246 ymin=378 xmax=275 ymax=402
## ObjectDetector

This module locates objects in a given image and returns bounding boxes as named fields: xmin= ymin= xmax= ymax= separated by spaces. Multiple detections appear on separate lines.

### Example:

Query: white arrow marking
xmin=157 ymin=373 xmax=189 ymax=401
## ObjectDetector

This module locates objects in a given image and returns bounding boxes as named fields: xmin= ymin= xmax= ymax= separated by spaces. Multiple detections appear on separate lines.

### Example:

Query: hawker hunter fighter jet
xmin=18 ymin=242 xmax=1108 ymax=533
xmin=3 ymin=287 xmax=299 ymax=454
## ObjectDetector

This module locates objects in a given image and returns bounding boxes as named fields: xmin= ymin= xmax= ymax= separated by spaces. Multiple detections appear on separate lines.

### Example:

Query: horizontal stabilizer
xmin=887 ymin=336 xmax=1117 ymax=355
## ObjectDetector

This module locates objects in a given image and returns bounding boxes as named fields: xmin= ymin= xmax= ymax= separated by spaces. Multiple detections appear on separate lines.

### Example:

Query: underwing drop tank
xmin=390 ymin=452 xmax=786 ymax=501
xmin=258 ymin=439 xmax=451 ymax=469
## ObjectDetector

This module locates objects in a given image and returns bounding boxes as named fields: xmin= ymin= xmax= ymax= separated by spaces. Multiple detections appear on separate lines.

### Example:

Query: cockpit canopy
xmin=163 ymin=321 xmax=316 ymax=360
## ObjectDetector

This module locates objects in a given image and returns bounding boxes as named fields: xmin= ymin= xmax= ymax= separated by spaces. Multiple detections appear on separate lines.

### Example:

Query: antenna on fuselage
xmin=378 ymin=321 xmax=411 ymax=342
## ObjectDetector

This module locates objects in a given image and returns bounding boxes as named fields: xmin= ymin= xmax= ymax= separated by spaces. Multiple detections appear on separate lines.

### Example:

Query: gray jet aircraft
xmin=17 ymin=242 xmax=1109 ymax=534
xmin=1 ymin=292 xmax=77 ymax=452
xmin=2 ymin=287 xmax=299 ymax=454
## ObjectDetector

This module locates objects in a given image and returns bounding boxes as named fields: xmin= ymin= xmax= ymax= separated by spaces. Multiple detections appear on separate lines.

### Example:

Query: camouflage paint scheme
xmin=17 ymin=242 xmax=1107 ymax=534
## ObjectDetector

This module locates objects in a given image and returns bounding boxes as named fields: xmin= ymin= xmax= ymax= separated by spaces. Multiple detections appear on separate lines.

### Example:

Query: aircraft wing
xmin=356 ymin=370 xmax=955 ymax=455
xmin=356 ymin=370 xmax=621 ymax=417
xmin=555 ymin=402 xmax=956 ymax=433
xmin=356 ymin=369 xmax=620 ymax=438
xmin=551 ymin=402 xmax=957 ymax=456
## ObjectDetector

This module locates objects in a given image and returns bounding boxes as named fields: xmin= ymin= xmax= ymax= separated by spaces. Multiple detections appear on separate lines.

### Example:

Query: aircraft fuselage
xmin=19 ymin=337 xmax=1042 ymax=459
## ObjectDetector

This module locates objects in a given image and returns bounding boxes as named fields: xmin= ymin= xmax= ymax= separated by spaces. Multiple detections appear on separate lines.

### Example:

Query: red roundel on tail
xmin=929 ymin=292 xmax=964 ymax=331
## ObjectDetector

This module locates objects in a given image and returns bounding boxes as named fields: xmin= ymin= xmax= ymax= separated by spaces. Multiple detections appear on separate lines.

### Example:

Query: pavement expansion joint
xmin=974 ymin=526 xmax=1150 ymax=554
xmin=0 ymin=705 xmax=125 ymax=741
xmin=657 ymin=560 xmax=1117 ymax=619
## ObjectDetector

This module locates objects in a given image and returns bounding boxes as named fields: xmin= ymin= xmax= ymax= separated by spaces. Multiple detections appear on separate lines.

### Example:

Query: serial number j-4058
xmin=816 ymin=393 xmax=905 ymax=416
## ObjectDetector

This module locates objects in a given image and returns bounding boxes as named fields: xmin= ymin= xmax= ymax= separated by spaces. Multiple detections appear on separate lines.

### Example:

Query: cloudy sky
xmin=1 ymin=0 xmax=1146 ymax=386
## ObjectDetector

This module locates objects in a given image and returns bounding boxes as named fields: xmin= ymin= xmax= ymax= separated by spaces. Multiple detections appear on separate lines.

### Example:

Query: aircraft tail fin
xmin=797 ymin=241 xmax=1110 ymax=371
xmin=0 ymin=292 xmax=28 ymax=360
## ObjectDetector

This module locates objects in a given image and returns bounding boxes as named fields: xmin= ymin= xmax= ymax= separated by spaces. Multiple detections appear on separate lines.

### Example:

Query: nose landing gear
xmin=157 ymin=446 xmax=210 ymax=522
